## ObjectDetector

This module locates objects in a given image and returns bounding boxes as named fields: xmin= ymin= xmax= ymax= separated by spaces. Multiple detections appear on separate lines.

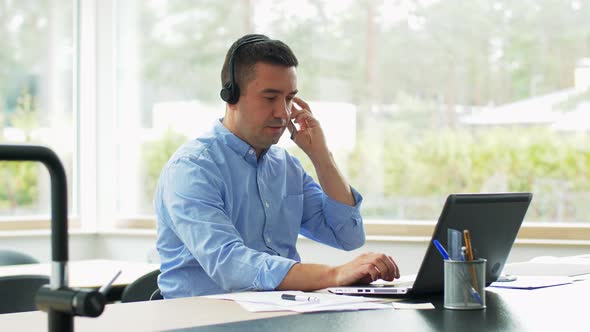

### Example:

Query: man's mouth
xmin=267 ymin=120 xmax=286 ymax=128
xmin=266 ymin=125 xmax=285 ymax=136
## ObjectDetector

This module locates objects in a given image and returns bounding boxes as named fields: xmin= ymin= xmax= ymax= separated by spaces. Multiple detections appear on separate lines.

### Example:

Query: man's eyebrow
xmin=260 ymin=88 xmax=299 ymax=95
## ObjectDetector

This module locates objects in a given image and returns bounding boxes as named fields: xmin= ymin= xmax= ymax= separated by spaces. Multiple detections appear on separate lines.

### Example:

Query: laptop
xmin=328 ymin=192 xmax=533 ymax=297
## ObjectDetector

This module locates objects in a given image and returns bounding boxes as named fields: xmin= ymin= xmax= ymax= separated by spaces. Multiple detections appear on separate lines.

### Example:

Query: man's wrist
xmin=327 ymin=265 xmax=341 ymax=287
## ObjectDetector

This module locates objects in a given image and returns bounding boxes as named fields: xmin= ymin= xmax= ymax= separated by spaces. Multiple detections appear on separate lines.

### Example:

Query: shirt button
xmin=267 ymin=237 xmax=272 ymax=243
xmin=265 ymin=202 xmax=270 ymax=208
xmin=248 ymin=149 xmax=254 ymax=154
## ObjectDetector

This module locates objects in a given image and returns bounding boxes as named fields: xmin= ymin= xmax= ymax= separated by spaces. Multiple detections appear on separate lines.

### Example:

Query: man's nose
xmin=274 ymin=100 xmax=291 ymax=119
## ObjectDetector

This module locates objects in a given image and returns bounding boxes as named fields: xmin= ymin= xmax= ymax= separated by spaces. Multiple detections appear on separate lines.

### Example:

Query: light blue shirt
xmin=154 ymin=119 xmax=365 ymax=298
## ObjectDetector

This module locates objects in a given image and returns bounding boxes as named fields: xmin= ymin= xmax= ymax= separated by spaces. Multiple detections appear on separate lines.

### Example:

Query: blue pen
xmin=433 ymin=239 xmax=449 ymax=260
xmin=468 ymin=287 xmax=484 ymax=305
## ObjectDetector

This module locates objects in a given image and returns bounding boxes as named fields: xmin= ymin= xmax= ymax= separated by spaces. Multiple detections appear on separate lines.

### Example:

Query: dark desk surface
xmin=172 ymin=280 xmax=590 ymax=332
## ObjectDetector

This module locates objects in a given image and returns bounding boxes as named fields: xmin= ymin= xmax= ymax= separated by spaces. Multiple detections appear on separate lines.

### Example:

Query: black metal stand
xmin=0 ymin=144 xmax=107 ymax=332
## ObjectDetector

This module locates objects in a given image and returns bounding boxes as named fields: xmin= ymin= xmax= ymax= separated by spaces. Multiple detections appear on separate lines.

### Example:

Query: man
xmin=154 ymin=34 xmax=400 ymax=298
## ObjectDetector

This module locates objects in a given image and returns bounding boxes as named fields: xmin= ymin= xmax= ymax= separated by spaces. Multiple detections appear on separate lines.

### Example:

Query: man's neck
xmin=221 ymin=116 xmax=266 ymax=158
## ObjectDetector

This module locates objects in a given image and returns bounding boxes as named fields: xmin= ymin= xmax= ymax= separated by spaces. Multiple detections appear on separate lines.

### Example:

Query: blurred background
xmin=0 ymin=0 xmax=588 ymax=246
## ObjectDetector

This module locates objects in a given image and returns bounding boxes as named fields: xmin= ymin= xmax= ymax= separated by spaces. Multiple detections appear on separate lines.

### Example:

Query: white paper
xmin=489 ymin=275 xmax=572 ymax=289
xmin=503 ymin=256 xmax=590 ymax=277
xmin=205 ymin=291 xmax=391 ymax=313
xmin=236 ymin=301 xmax=391 ymax=313
xmin=392 ymin=302 xmax=435 ymax=310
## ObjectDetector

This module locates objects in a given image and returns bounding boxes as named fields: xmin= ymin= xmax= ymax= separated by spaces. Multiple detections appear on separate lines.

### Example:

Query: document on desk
xmin=205 ymin=291 xmax=391 ymax=313
xmin=391 ymin=302 xmax=435 ymax=309
xmin=489 ymin=276 xmax=572 ymax=290
xmin=503 ymin=256 xmax=590 ymax=277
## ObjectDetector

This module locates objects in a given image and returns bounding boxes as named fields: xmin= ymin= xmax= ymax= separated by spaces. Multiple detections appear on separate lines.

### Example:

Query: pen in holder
xmin=444 ymin=259 xmax=486 ymax=310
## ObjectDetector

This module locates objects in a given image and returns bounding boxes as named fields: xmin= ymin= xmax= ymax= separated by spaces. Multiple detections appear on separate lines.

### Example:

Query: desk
xmin=0 ymin=296 xmax=296 ymax=331
xmin=0 ymin=259 xmax=159 ymax=300
xmin=1 ymin=279 xmax=588 ymax=331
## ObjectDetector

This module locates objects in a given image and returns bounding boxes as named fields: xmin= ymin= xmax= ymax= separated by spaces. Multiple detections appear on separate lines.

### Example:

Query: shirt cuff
xmin=253 ymin=255 xmax=298 ymax=290
xmin=322 ymin=186 xmax=363 ymax=229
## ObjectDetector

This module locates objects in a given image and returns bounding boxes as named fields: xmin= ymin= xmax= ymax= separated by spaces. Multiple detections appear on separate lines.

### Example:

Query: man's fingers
xmin=293 ymin=97 xmax=311 ymax=113
xmin=388 ymin=255 xmax=400 ymax=279
xmin=338 ymin=253 xmax=401 ymax=286
xmin=375 ymin=258 xmax=396 ymax=281
xmin=358 ymin=252 xmax=400 ymax=281
xmin=292 ymin=112 xmax=319 ymax=132
xmin=366 ymin=264 xmax=380 ymax=282
xmin=376 ymin=255 xmax=398 ymax=280
xmin=382 ymin=255 xmax=400 ymax=280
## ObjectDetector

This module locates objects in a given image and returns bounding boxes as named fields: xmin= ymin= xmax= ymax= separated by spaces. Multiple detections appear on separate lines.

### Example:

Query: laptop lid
xmin=328 ymin=192 xmax=532 ymax=296
xmin=411 ymin=192 xmax=532 ymax=295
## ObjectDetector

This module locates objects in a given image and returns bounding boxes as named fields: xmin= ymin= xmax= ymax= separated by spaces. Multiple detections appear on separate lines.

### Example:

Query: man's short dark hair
xmin=220 ymin=34 xmax=299 ymax=93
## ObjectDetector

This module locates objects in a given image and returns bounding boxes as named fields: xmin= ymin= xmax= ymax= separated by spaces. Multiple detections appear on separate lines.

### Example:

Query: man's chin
xmin=266 ymin=137 xmax=281 ymax=147
xmin=257 ymin=129 xmax=285 ymax=148
xmin=263 ymin=137 xmax=282 ymax=149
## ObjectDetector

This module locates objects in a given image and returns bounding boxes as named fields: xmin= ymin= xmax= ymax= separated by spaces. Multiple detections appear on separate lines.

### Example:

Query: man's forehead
xmin=248 ymin=64 xmax=297 ymax=94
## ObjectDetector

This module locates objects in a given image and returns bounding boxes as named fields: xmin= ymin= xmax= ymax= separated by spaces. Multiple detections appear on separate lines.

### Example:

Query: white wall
xmin=0 ymin=232 xmax=97 ymax=262
xmin=3 ymin=233 xmax=587 ymax=275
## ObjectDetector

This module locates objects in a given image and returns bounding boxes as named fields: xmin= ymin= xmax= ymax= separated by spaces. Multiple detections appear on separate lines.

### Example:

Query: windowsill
xmin=363 ymin=219 xmax=590 ymax=244
xmin=0 ymin=229 xmax=96 ymax=237
xmin=0 ymin=216 xmax=81 ymax=232
xmin=98 ymin=228 xmax=157 ymax=236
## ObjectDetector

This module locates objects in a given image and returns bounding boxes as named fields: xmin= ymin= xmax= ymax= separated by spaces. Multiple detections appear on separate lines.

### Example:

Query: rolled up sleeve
xmin=299 ymin=172 xmax=366 ymax=250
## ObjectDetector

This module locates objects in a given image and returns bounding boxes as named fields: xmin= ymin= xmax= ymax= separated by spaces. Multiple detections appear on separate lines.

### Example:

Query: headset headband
xmin=220 ymin=36 xmax=269 ymax=104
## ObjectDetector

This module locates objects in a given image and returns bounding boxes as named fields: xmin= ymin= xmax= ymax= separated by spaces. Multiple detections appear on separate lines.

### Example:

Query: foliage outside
xmin=139 ymin=124 xmax=589 ymax=223
xmin=0 ymin=90 xmax=40 ymax=213
xmin=348 ymin=126 xmax=590 ymax=222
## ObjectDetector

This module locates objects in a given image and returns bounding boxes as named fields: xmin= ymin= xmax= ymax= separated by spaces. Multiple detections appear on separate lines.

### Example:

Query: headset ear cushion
xmin=220 ymin=82 xmax=239 ymax=104
xmin=220 ymin=82 xmax=234 ymax=103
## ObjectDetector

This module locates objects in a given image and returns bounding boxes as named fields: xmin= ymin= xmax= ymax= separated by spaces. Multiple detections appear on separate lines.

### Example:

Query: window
xmin=92 ymin=1 xmax=590 ymax=242
xmin=0 ymin=0 xmax=77 ymax=230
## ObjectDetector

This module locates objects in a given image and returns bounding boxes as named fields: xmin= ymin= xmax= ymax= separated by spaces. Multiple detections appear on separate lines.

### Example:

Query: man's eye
xmin=265 ymin=97 xmax=276 ymax=101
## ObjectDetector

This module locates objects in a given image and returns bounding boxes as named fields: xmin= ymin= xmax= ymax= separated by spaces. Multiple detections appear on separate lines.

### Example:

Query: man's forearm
xmin=276 ymin=252 xmax=401 ymax=291
xmin=276 ymin=263 xmax=337 ymax=291
xmin=310 ymin=150 xmax=355 ymax=206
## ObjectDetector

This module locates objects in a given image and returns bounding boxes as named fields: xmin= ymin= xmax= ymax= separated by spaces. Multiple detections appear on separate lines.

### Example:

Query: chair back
xmin=0 ymin=249 xmax=39 ymax=266
xmin=0 ymin=275 xmax=50 ymax=314
xmin=121 ymin=269 xmax=161 ymax=303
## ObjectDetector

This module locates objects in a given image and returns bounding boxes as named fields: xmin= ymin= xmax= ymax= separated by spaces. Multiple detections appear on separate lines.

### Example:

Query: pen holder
xmin=444 ymin=259 xmax=486 ymax=310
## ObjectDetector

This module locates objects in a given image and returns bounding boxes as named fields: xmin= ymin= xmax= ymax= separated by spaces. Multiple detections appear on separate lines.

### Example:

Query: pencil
xmin=463 ymin=229 xmax=479 ymax=292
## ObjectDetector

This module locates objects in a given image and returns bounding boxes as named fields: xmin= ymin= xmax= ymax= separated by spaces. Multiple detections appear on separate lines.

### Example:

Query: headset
xmin=220 ymin=35 xmax=270 ymax=104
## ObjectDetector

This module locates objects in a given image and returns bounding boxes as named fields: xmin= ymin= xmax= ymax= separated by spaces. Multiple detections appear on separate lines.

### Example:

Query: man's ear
xmin=227 ymin=102 xmax=239 ymax=112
